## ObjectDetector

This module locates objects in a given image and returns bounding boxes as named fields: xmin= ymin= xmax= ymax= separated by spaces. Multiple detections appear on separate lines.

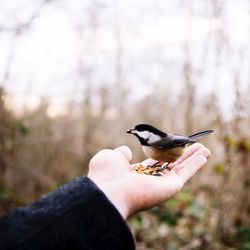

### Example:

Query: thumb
xmin=115 ymin=146 xmax=132 ymax=162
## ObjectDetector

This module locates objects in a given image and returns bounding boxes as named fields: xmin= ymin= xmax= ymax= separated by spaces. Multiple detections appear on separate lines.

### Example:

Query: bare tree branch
xmin=1 ymin=0 xmax=52 ymax=86
xmin=0 ymin=0 xmax=52 ymax=33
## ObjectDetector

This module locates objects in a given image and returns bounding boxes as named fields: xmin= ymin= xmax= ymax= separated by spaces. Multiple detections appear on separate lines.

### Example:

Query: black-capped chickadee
xmin=127 ymin=124 xmax=213 ymax=169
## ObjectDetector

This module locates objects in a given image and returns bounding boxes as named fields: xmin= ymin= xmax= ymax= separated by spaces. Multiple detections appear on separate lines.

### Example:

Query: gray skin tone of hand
xmin=88 ymin=143 xmax=211 ymax=220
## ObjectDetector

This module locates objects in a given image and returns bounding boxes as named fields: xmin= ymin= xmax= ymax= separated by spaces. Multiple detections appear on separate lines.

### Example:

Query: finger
xmin=173 ymin=146 xmax=211 ymax=172
xmin=176 ymin=143 xmax=204 ymax=164
xmin=115 ymin=145 xmax=132 ymax=162
xmin=176 ymin=155 xmax=207 ymax=183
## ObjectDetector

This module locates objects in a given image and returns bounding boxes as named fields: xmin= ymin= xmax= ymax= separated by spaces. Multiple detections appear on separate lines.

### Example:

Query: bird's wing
xmin=188 ymin=129 xmax=213 ymax=141
xmin=152 ymin=134 xmax=194 ymax=149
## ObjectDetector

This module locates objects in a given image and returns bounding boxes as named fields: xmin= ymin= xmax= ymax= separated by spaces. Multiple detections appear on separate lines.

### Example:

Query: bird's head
xmin=127 ymin=124 xmax=166 ymax=145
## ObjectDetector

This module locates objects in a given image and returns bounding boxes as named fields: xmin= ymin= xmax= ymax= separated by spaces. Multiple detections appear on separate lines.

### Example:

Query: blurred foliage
xmin=214 ymin=162 xmax=225 ymax=174
xmin=239 ymin=227 xmax=250 ymax=250
xmin=1 ymin=82 xmax=250 ymax=249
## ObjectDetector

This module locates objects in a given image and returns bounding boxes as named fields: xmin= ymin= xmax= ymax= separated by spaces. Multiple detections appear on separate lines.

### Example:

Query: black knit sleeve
xmin=0 ymin=177 xmax=135 ymax=250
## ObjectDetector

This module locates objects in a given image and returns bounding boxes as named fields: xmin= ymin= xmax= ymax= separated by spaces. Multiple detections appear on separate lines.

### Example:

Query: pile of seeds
xmin=133 ymin=164 xmax=164 ymax=176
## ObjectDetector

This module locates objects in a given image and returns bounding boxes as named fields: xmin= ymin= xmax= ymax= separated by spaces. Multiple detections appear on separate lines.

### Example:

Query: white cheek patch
xmin=136 ymin=131 xmax=161 ymax=144
xmin=148 ymin=133 xmax=162 ymax=144
xmin=136 ymin=131 xmax=151 ymax=139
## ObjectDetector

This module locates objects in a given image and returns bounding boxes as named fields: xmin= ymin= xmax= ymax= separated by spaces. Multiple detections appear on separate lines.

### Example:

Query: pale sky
xmin=0 ymin=0 xmax=250 ymax=117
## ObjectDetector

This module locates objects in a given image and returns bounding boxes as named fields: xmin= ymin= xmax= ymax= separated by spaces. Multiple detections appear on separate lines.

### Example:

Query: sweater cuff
xmin=0 ymin=176 xmax=135 ymax=250
xmin=75 ymin=176 xmax=136 ymax=249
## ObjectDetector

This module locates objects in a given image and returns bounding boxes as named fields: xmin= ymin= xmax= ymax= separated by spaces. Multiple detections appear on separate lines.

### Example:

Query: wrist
xmin=88 ymin=177 xmax=131 ymax=220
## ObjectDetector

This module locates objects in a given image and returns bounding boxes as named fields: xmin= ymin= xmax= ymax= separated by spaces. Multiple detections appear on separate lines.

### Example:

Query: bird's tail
xmin=188 ymin=129 xmax=214 ymax=141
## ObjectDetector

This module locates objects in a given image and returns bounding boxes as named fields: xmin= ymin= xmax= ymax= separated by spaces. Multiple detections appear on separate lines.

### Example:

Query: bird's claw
xmin=147 ymin=161 xmax=171 ymax=171
xmin=147 ymin=161 xmax=161 ymax=168
xmin=160 ymin=163 xmax=171 ymax=171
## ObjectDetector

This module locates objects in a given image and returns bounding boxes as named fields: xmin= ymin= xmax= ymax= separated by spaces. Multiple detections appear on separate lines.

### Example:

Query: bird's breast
xmin=142 ymin=146 xmax=184 ymax=163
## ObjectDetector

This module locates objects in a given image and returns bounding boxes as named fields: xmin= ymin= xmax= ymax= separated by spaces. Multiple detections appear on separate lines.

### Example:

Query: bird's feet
xmin=147 ymin=161 xmax=171 ymax=171
xmin=160 ymin=162 xmax=171 ymax=171
xmin=147 ymin=161 xmax=161 ymax=168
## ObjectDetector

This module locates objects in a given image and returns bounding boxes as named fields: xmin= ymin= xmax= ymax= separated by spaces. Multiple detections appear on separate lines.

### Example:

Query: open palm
xmin=88 ymin=143 xmax=211 ymax=219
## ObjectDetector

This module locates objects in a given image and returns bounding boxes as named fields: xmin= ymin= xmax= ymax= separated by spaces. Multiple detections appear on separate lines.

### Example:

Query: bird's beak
xmin=126 ymin=129 xmax=135 ymax=134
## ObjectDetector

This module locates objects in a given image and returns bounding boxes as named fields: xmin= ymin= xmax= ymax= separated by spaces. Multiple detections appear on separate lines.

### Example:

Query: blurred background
xmin=0 ymin=0 xmax=250 ymax=249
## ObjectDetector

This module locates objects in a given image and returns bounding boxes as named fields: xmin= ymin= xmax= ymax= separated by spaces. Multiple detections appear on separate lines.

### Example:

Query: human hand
xmin=87 ymin=143 xmax=210 ymax=220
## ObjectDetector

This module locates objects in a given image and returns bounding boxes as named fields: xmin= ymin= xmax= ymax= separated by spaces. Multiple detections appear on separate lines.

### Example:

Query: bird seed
xmin=133 ymin=164 xmax=164 ymax=176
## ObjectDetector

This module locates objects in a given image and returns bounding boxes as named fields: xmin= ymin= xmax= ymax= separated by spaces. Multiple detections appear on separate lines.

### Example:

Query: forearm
xmin=0 ymin=177 xmax=135 ymax=250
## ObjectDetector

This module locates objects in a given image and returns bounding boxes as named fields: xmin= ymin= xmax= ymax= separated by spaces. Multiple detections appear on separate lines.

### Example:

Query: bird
xmin=127 ymin=124 xmax=213 ymax=170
